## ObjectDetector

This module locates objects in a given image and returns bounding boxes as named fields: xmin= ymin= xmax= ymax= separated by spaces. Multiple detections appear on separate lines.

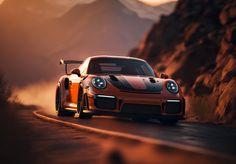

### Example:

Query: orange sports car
xmin=55 ymin=56 xmax=185 ymax=124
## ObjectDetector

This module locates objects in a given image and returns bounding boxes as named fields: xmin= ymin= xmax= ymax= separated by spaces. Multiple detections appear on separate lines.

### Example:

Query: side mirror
xmin=160 ymin=73 xmax=169 ymax=79
xmin=71 ymin=68 xmax=81 ymax=77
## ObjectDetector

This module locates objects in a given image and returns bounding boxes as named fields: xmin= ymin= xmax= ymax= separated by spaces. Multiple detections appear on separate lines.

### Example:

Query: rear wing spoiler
xmin=59 ymin=59 xmax=83 ymax=75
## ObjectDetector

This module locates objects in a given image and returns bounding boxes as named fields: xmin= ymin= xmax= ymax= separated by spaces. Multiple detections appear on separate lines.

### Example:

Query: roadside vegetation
xmin=0 ymin=73 xmax=12 ymax=108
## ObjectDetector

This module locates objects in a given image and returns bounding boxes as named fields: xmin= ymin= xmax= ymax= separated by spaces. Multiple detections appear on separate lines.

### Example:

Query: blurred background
xmin=0 ymin=0 xmax=236 ymax=123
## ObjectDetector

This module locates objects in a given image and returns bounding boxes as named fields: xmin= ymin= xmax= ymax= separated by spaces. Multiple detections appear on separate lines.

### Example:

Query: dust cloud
xmin=15 ymin=80 xmax=57 ymax=115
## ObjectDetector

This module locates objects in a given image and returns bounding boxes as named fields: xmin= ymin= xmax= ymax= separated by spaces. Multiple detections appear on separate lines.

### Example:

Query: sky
xmin=0 ymin=0 xmax=177 ymax=6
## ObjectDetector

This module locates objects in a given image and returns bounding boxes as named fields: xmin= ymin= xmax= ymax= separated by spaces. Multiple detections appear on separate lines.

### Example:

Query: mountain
xmin=48 ymin=0 xmax=153 ymax=58
xmin=0 ymin=0 xmax=174 ymax=86
xmin=130 ymin=0 xmax=236 ymax=123
xmin=120 ymin=0 xmax=176 ymax=21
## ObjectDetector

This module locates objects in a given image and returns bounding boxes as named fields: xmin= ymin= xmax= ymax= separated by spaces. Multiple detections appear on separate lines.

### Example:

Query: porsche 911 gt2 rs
xmin=55 ymin=56 xmax=185 ymax=124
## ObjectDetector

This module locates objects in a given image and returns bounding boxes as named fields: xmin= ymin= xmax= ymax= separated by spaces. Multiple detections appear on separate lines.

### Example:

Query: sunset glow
xmin=0 ymin=0 xmax=177 ymax=6
xmin=138 ymin=0 xmax=177 ymax=6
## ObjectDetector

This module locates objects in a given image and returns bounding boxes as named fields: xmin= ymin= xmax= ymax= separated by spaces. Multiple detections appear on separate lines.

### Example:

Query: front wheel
xmin=77 ymin=89 xmax=93 ymax=119
xmin=159 ymin=119 xmax=178 ymax=125
xmin=55 ymin=87 xmax=75 ymax=117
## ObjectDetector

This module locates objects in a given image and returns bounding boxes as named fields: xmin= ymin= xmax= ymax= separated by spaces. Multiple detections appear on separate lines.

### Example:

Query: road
xmin=40 ymin=111 xmax=236 ymax=157
xmin=1 ymin=107 xmax=236 ymax=163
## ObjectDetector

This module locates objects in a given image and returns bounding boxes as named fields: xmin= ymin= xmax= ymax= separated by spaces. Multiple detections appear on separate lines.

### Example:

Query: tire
xmin=55 ymin=87 xmax=75 ymax=117
xmin=132 ymin=117 xmax=149 ymax=122
xmin=159 ymin=119 xmax=178 ymax=125
xmin=77 ymin=88 xmax=93 ymax=119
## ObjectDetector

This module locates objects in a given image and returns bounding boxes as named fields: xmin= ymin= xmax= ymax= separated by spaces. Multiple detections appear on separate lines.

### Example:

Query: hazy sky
xmin=0 ymin=0 xmax=177 ymax=107
xmin=0 ymin=0 xmax=177 ymax=6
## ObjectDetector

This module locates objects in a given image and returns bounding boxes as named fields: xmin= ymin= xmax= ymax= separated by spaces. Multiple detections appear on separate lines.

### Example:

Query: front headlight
xmin=166 ymin=80 xmax=178 ymax=94
xmin=91 ymin=77 xmax=107 ymax=89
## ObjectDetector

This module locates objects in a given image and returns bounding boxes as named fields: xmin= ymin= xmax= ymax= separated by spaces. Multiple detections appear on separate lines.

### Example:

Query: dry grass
xmin=187 ymin=95 xmax=217 ymax=122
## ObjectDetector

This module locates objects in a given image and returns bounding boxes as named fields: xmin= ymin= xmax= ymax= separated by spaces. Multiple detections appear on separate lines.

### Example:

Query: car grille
xmin=121 ymin=104 xmax=161 ymax=115
xmin=165 ymin=102 xmax=181 ymax=114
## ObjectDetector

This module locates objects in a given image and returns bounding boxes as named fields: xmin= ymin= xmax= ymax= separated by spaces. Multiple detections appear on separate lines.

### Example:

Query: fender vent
xmin=149 ymin=77 xmax=156 ymax=83
xmin=64 ymin=78 xmax=70 ymax=90
xmin=109 ymin=75 xmax=118 ymax=81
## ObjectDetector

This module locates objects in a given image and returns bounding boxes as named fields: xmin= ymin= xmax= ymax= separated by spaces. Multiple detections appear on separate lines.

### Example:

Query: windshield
xmin=87 ymin=58 xmax=155 ymax=76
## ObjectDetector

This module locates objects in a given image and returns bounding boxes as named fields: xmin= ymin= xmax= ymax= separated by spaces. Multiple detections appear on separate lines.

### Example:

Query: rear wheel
xmin=159 ymin=119 xmax=178 ymax=125
xmin=77 ymin=88 xmax=93 ymax=119
xmin=55 ymin=87 xmax=75 ymax=117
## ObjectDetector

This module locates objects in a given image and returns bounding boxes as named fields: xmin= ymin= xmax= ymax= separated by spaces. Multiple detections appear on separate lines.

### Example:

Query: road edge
xmin=33 ymin=111 xmax=236 ymax=161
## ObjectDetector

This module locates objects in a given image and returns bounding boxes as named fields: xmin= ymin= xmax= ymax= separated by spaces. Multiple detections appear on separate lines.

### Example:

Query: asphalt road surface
xmin=41 ymin=111 xmax=236 ymax=157
xmin=1 ymin=106 xmax=236 ymax=163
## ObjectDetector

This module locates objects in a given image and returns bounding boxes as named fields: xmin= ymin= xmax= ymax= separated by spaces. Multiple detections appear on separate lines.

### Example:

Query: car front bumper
xmin=86 ymin=92 xmax=185 ymax=119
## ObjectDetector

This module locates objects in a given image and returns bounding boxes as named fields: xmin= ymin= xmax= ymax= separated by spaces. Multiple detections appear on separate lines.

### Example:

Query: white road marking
xmin=33 ymin=111 xmax=236 ymax=161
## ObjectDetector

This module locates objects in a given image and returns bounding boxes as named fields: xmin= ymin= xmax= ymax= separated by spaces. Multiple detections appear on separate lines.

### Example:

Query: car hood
xmin=105 ymin=75 xmax=163 ymax=93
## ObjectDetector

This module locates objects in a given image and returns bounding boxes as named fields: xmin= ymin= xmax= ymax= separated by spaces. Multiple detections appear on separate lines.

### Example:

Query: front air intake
xmin=94 ymin=95 xmax=117 ymax=110
xmin=122 ymin=104 xmax=161 ymax=114
xmin=165 ymin=101 xmax=181 ymax=114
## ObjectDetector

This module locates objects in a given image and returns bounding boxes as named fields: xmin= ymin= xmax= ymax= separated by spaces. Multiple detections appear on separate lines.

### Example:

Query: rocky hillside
xmin=130 ymin=0 xmax=236 ymax=123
